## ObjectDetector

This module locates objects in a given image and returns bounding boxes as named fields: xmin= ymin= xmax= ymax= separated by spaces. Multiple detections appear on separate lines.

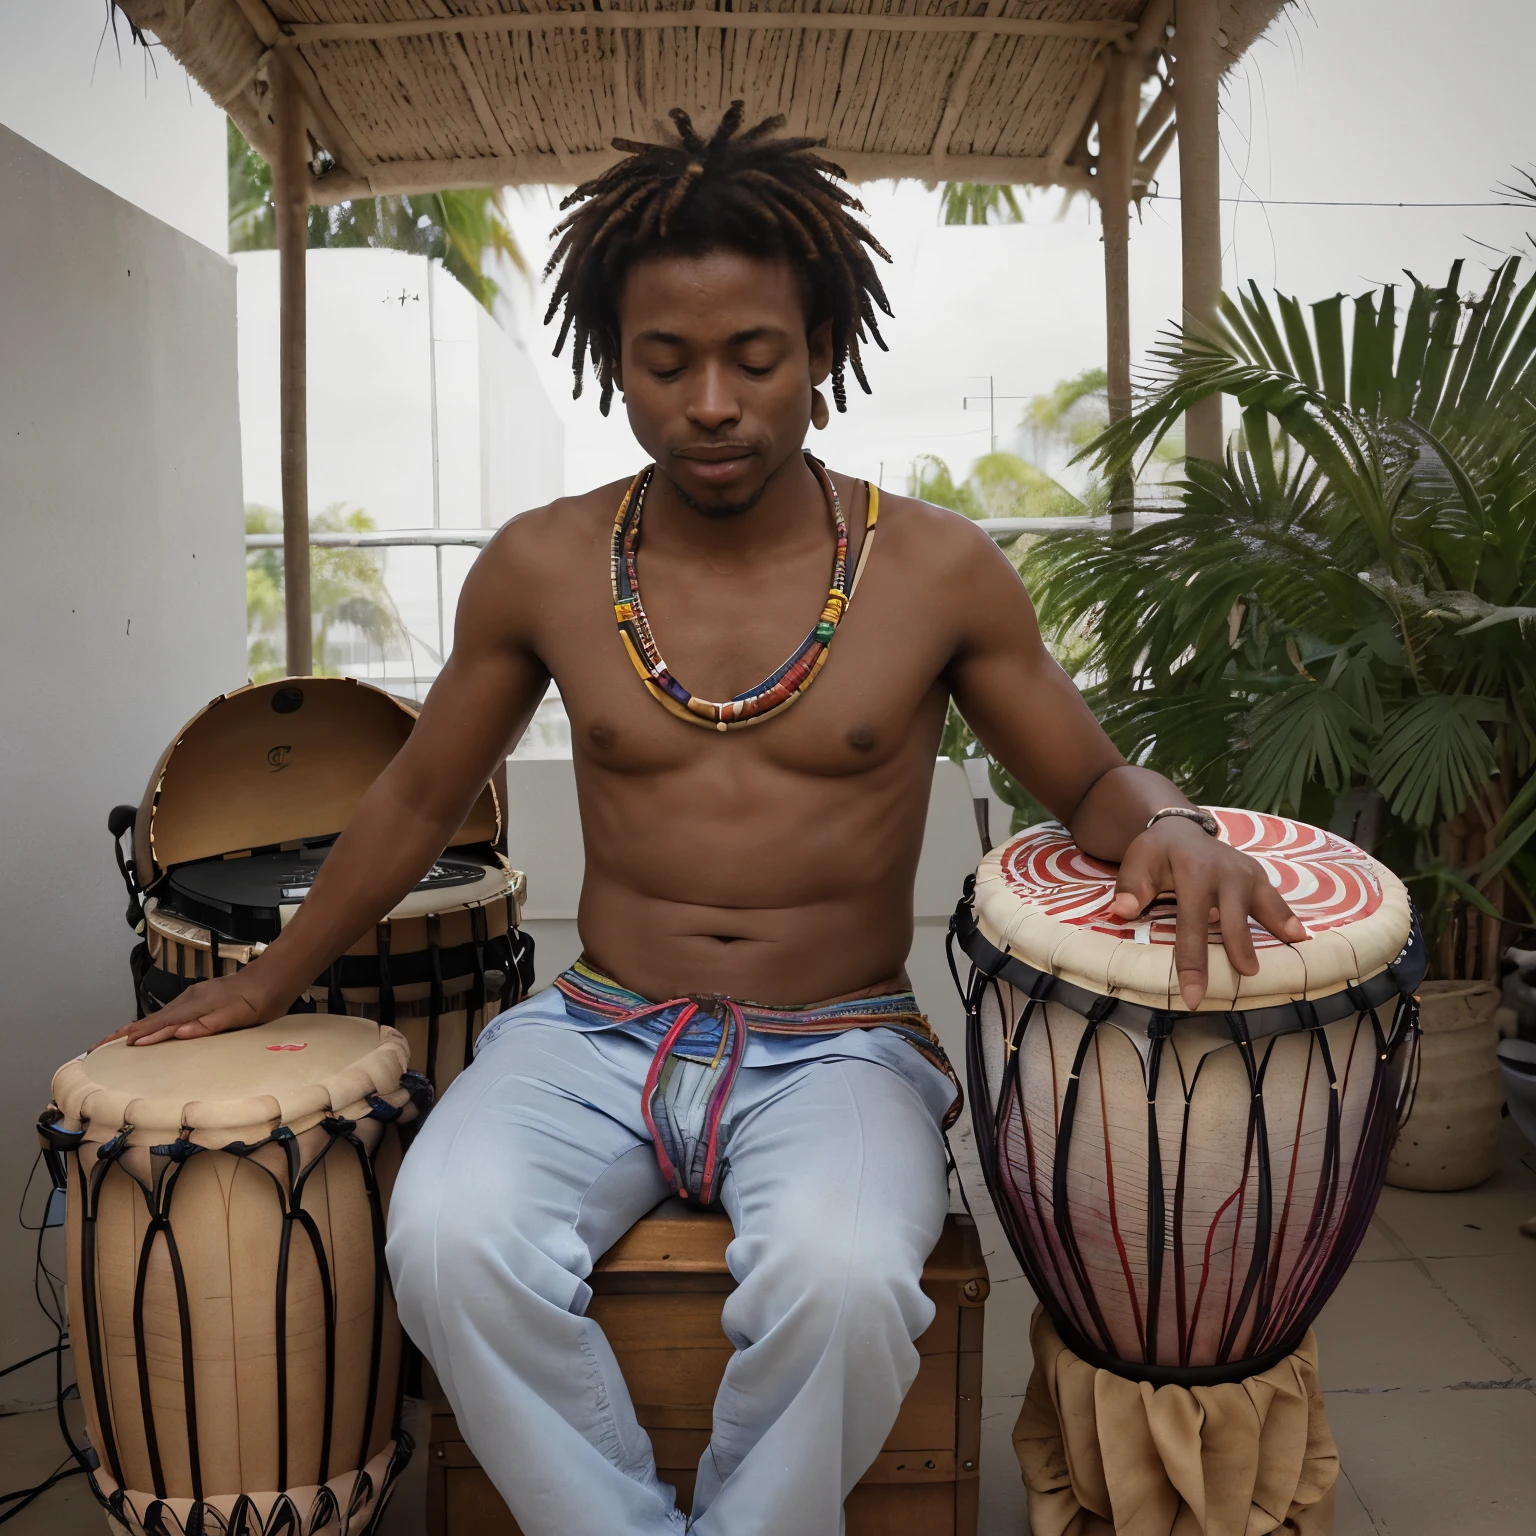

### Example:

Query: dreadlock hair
xmin=544 ymin=102 xmax=893 ymax=416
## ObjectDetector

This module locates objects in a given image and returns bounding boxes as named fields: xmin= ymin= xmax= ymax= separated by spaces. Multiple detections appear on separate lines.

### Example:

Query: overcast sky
xmin=4 ymin=0 xmax=1535 ymax=502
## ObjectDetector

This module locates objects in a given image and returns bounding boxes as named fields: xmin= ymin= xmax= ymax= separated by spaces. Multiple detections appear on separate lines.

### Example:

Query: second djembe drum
xmin=39 ymin=1018 xmax=428 ymax=1536
xmin=116 ymin=676 xmax=533 ymax=1096
xmin=950 ymin=809 xmax=1423 ymax=1381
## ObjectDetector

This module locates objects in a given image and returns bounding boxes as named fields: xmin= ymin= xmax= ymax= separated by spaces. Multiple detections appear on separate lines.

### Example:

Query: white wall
xmin=0 ymin=124 xmax=247 ymax=1407
xmin=0 ymin=0 xmax=226 ymax=254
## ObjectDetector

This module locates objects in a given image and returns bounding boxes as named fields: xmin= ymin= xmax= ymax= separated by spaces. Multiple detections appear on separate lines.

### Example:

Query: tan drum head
xmin=973 ymin=808 xmax=1413 ymax=1012
xmin=50 ymin=1018 xmax=410 ymax=1147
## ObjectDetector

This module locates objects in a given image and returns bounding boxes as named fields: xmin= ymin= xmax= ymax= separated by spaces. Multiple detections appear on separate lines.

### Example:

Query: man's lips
xmin=673 ymin=447 xmax=756 ymax=482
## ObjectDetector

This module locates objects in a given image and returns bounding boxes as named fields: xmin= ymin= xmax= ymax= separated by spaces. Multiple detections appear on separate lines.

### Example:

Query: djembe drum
xmin=38 ymin=1017 xmax=428 ymax=1536
xmin=116 ymin=677 xmax=533 ymax=1096
xmin=950 ymin=809 xmax=1423 ymax=1382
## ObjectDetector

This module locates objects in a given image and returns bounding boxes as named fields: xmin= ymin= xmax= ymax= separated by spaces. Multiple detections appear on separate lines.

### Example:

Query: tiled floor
xmin=3 ymin=1123 xmax=1533 ymax=1535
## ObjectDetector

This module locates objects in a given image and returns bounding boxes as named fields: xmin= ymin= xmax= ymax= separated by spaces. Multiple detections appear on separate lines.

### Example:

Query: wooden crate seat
xmin=427 ymin=1203 xmax=988 ymax=1536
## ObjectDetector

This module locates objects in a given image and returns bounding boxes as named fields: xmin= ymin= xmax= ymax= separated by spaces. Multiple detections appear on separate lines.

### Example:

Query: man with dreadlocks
xmin=123 ymin=106 xmax=1303 ymax=1533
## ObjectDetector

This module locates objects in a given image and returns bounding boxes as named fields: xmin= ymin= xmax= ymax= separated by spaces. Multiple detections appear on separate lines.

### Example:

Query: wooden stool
xmin=426 ymin=1203 xmax=988 ymax=1535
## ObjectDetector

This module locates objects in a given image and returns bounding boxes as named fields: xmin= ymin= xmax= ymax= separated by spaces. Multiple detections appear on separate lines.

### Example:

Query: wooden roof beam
xmin=282 ymin=11 xmax=1135 ymax=45
xmin=229 ymin=0 xmax=377 ymax=189
xmin=306 ymin=150 xmax=1090 ymax=203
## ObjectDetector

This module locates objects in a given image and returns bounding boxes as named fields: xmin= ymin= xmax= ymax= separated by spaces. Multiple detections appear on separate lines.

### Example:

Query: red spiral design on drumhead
xmin=997 ymin=809 xmax=1381 ymax=946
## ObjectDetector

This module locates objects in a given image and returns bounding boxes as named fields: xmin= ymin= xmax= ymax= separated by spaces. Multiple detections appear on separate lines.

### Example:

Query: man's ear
xmin=808 ymin=319 xmax=833 ymax=387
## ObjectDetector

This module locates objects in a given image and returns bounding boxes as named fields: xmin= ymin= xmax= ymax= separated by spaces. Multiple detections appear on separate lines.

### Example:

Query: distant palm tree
xmin=246 ymin=504 xmax=412 ymax=681
xmin=227 ymin=121 xmax=525 ymax=310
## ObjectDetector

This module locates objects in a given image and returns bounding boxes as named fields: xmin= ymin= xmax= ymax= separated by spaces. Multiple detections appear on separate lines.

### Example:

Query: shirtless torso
xmin=117 ymin=247 xmax=1299 ymax=1046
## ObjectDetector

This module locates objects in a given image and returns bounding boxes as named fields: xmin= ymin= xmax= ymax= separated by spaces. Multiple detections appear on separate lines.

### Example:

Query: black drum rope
xmin=1141 ymin=1026 xmax=1170 ymax=1368
xmin=426 ymin=914 xmax=445 ymax=1086
xmin=467 ymin=908 xmax=490 ymax=1072
xmin=1213 ymin=1011 xmax=1276 ymax=1368
xmin=374 ymin=925 xmax=395 ymax=1032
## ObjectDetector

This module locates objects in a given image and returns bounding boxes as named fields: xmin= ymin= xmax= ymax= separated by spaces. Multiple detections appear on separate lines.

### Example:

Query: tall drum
xmin=39 ymin=1018 xmax=428 ymax=1536
xmin=116 ymin=677 xmax=533 ymax=1095
xmin=950 ymin=809 xmax=1424 ymax=1383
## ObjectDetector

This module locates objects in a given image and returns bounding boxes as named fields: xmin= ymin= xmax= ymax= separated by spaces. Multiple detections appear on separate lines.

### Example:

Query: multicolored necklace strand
xmin=611 ymin=453 xmax=880 ymax=731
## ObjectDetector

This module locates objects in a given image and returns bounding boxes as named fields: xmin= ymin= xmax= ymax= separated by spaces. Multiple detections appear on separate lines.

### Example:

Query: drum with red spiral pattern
xmin=949 ymin=809 xmax=1424 ymax=1384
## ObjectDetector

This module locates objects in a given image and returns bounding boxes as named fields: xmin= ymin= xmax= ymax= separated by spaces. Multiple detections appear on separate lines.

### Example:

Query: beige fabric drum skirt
xmin=1014 ymin=1308 xmax=1337 ymax=1536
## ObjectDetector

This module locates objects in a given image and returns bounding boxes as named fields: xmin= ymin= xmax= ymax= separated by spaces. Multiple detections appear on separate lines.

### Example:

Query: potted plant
xmin=956 ymin=261 xmax=1536 ymax=1188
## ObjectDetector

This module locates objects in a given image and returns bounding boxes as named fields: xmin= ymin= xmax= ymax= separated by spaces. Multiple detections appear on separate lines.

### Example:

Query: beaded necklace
xmin=611 ymin=453 xmax=879 ymax=731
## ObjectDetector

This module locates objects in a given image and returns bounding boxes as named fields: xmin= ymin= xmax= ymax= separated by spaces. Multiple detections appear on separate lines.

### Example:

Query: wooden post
xmin=273 ymin=55 xmax=314 ymax=676
xmin=1173 ymin=0 xmax=1223 ymax=461
xmin=1097 ymin=51 xmax=1138 ymax=525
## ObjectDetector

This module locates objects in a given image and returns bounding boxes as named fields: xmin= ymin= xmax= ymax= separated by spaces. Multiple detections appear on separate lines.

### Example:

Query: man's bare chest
xmin=531 ymin=547 xmax=956 ymax=777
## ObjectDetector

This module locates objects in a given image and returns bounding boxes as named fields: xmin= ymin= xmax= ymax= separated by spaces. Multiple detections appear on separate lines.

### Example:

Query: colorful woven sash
xmin=555 ymin=959 xmax=961 ymax=1204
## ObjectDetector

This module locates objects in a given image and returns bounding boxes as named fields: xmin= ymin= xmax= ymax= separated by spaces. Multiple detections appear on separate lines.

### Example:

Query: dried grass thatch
xmin=116 ymin=1 xmax=1287 ymax=200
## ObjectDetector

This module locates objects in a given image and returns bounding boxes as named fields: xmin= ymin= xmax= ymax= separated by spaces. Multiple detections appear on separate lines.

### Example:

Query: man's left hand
xmin=1108 ymin=818 xmax=1308 ymax=1010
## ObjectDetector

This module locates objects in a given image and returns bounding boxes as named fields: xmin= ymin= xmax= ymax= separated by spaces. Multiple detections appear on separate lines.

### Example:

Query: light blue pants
xmin=385 ymin=988 xmax=952 ymax=1536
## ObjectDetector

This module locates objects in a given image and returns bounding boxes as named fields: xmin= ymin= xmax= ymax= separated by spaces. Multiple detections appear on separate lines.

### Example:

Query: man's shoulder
xmin=480 ymin=476 xmax=632 ymax=572
xmin=857 ymin=482 xmax=1008 ymax=578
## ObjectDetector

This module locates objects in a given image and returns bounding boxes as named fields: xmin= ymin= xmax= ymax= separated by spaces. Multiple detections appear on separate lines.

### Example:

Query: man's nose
xmin=685 ymin=363 xmax=742 ymax=432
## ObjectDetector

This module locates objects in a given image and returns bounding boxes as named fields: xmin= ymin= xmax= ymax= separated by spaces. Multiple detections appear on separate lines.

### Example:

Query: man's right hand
xmin=95 ymin=968 xmax=294 ymax=1051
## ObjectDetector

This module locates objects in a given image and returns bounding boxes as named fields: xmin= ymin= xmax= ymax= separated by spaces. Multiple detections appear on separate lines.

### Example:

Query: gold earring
xmin=810 ymin=387 xmax=830 ymax=431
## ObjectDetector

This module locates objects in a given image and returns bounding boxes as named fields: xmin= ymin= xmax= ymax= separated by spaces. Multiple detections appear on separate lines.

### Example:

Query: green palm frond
xmin=999 ymin=259 xmax=1536 ymax=970
xmin=226 ymin=122 xmax=524 ymax=312
xmin=939 ymin=183 xmax=1025 ymax=225
xmin=1369 ymin=694 xmax=1503 ymax=829
xmin=1234 ymin=683 xmax=1373 ymax=815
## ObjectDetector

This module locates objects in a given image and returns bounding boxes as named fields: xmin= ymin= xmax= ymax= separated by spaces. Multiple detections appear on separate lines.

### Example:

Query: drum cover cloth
xmin=1014 ymin=1308 xmax=1337 ymax=1536
xmin=43 ymin=1019 xmax=420 ymax=1535
xmin=961 ymin=810 xmax=1420 ymax=1381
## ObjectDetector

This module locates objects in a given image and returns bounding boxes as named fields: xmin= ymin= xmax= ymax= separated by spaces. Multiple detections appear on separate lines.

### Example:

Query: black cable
xmin=0 ymin=1343 xmax=63 ymax=1382
xmin=0 ymin=1154 xmax=96 ymax=1527
xmin=0 ymin=1455 xmax=88 ymax=1526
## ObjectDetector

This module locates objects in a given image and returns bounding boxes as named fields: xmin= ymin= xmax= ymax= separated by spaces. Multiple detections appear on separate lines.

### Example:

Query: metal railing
xmin=242 ymin=511 xmax=1173 ymax=551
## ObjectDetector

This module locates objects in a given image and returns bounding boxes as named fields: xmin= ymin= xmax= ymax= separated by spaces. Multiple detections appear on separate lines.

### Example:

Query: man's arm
xmin=942 ymin=521 xmax=1305 ymax=1009
xmin=113 ymin=522 xmax=552 ymax=1045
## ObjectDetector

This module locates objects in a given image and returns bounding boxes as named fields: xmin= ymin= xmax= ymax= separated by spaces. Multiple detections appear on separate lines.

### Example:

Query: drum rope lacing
xmin=36 ymin=1070 xmax=430 ymax=1532
xmin=947 ymin=877 xmax=1424 ymax=1387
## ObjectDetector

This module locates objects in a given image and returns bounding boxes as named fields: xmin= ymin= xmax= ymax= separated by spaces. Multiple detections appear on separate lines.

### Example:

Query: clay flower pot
xmin=1387 ymin=981 xmax=1504 ymax=1191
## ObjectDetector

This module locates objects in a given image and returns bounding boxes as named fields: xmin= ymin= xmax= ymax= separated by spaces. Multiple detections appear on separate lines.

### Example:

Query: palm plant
xmin=228 ymin=121 xmax=525 ymax=310
xmin=246 ymin=505 xmax=411 ymax=682
xmin=1002 ymin=259 xmax=1536 ymax=979
xmin=939 ymin=182 xmax=1025 ymax=225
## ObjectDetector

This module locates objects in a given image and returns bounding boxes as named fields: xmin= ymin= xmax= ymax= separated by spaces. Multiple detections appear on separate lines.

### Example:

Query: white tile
xmin=1314 ymin=1259 xmax=1516 ymax=1390
xmin=1329 ymin=1386 xmax=1536 ymax=1535
xmin=1425 ymin=1251 xmax=1536 ymax=1379
xmin=1333 ymin=1467 xmax=1383 ymax=1535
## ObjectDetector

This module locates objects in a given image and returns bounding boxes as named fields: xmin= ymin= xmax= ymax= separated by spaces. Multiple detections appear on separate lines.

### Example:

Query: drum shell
xmin=142 ymin=881 xmax=534 ymax=1095
xmin=43 ymin=1025 xmax=421 ymax=1532
xmin=967 ymin=973 xmax=1416 ymax=1381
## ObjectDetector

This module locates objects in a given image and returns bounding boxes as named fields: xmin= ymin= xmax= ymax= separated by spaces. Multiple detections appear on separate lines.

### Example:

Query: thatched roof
xmin=119 ymin=1 xmax=1286 ymax=201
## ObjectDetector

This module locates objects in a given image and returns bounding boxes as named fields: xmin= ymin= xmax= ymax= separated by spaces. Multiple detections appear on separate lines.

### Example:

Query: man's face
xmin=616 ymin=249 xmax=833 ymax=516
